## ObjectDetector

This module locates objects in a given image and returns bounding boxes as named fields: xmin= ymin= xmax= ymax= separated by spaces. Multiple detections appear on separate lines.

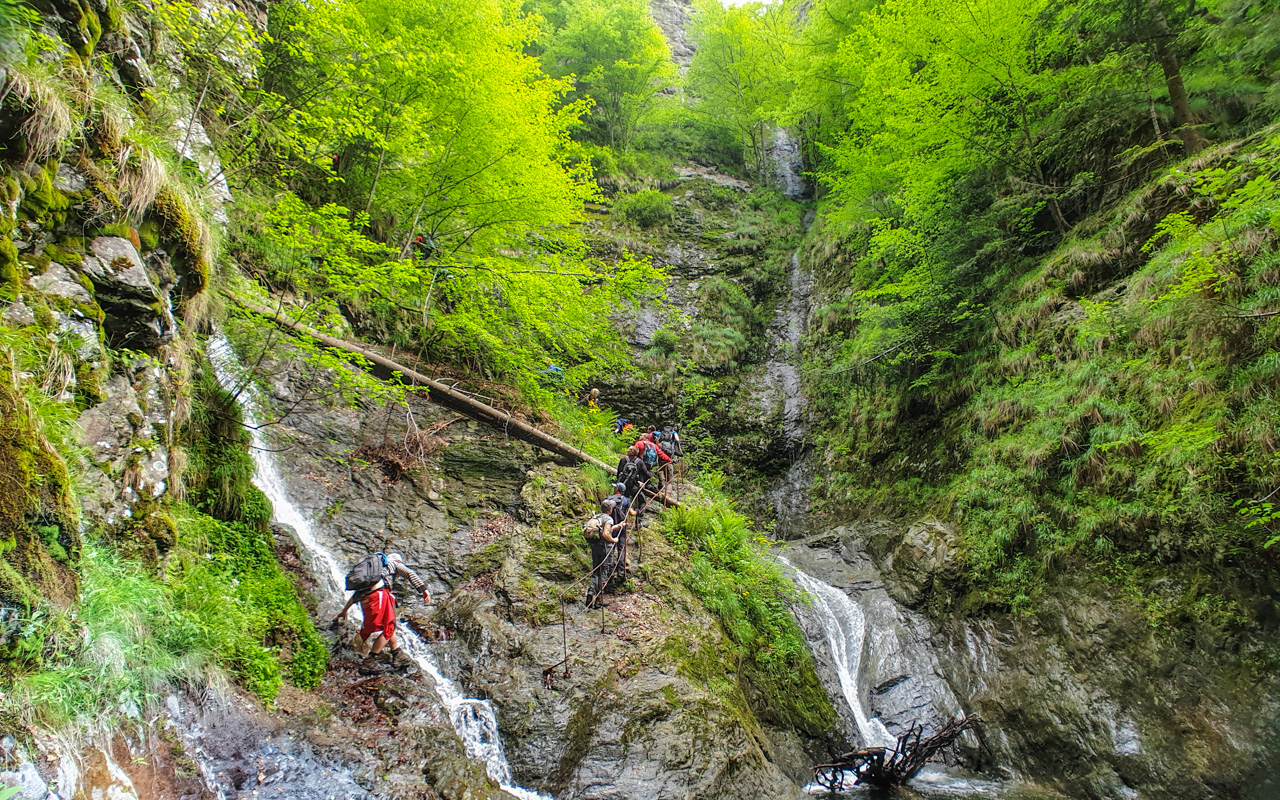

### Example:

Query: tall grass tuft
xmin=9 ymin=543 xmax=222 ymax=729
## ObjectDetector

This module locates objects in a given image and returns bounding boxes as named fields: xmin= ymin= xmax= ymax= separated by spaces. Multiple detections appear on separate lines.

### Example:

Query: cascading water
xmin=780 ymin=559 xmax=895 ymax=749
xmin=206 ymin=334 xmax=548 ymax=800
xmin=763 ymin=127 xmax=816 ymax=537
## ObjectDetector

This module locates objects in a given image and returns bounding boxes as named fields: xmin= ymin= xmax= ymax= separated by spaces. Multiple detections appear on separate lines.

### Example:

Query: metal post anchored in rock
xmin=812 ymin=715 xmax=983 ymax=791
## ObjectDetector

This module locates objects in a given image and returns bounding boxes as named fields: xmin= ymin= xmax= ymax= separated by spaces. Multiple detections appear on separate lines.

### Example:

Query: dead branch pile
xmin=813 ymin=715 xmax=982 ymax=791
xmin=470 ymin=513 xmax=517 ymax=546
xmin=356 ymin=419 xmax=451 ymax=482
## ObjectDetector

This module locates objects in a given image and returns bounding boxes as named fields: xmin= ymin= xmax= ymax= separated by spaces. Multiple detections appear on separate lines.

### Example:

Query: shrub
xmin=663 ymin=499 xmax=807 ymax=679
xmin=613 ymin=189 xmax=674 ymax=229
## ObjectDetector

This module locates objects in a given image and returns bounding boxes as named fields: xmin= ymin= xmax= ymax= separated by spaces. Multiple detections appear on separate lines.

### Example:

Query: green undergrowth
xmin=516 ymin=462 xmax=835 ymax=736
xmin=807 ymin=131 xmax=1280 ymax=626
xmin=657 ymin=487 xmax=835 ymax=734
xmin=0 ymin=325 xmax=84 ymax=611
xmin=7 ymin=506 xmax=326 ymax=729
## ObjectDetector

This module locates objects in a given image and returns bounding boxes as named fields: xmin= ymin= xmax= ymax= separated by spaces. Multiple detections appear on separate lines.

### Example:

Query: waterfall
xmin=780 ymin=558 xmax=895 ymax=749
xmin=770 ymin=128 xmax=807 ymax=201
xmin=206 ymin=334 xmax=548 ymax=800
xmin=763 ymin=130 xmax=815 ymax=537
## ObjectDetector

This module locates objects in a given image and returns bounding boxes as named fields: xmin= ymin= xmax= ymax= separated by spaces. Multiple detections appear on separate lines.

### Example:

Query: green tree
xmin=1048 ymin=0 xmax=1212 ymax=154
xmin=541 ymin=0 xmax=676 ymax=149
xmin=687 ymin=0 xmax=794 ymax=180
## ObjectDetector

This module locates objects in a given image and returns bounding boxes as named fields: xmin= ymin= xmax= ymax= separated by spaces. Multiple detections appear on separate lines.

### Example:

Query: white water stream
xmin=207 ymin=335 xmax=548 ymax=800
xmin=781 ymin=558 xmax=895 ymax=750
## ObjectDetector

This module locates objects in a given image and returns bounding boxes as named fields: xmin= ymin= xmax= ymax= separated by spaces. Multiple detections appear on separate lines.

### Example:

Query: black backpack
xmin=618 ymin=457 xmax=640 ymax=493
xmin=346 ymin=553 xmax=389 ymax=593
xmin=659 ymin=438 xmax=675 ymax=456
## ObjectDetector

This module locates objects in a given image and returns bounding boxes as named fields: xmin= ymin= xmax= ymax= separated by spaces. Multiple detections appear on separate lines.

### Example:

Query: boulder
xmin=79 ymin=236 xmax=173 ymax=349
xmin=1 ymin=300 xmax=36 ymax=327
xmin=29 ymin=262 xmax=92 ymax=303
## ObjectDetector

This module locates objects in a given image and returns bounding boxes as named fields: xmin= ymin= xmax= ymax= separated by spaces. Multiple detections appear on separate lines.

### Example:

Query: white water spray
xmin=781 ymin=558 xmax=895 ymax=749
xmin=206 ymin=334 xmax=548 ymax=800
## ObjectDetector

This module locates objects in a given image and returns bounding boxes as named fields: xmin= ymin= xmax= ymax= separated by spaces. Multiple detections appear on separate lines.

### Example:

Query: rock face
xmin=246 ymin=352 xmax=830 ymax=800
xmin=649 ymin=0 xmax=695 ymax=69
xmin=80 ymin=236 xmax=175 ymax=349
xmin=782 ymin=530 xmax=963 ymax=747
xmin=784 ymin=522 xmax=1280 ymax=800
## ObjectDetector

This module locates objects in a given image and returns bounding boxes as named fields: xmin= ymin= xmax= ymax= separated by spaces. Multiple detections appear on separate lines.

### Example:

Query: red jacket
xmin=634 ymin=437 xmax=671 ymax=464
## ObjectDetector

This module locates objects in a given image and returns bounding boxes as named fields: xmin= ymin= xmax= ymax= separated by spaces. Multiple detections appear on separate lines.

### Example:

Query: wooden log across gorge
xmin=240 ymin=299 xmax=616 ymax=474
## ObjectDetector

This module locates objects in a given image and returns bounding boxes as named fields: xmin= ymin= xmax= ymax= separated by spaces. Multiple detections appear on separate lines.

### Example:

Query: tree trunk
xmin=1146 ymin=0 xmax=1208 ymax=155
xmin=239 ymin=299 xmax=616 ymax=473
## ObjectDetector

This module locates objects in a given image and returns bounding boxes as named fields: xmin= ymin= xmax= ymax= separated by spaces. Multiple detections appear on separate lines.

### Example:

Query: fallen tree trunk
xmin=239 ymin=300 xmax=615 ymax=473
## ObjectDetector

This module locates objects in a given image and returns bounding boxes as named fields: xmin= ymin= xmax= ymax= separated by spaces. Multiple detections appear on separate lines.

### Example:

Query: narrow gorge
xmin=1 ymin=0 xmax=1278 ymax=797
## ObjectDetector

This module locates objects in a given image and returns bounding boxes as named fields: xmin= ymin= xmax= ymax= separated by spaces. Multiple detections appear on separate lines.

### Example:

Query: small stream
xmin=208 ymin=335 xmax=547 ymax=800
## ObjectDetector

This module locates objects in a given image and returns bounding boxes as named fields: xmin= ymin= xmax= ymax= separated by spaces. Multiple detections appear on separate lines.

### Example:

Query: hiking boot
xmin=357 ymin=654 xmax=392 ymax=676
xmin=388 ymin=649 xmax=414 ymax=670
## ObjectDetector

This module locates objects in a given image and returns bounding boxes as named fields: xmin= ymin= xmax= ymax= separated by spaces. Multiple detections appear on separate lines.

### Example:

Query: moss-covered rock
xmin=0 ymin=353 xmax=81 ymax=610
xmin=0 ymin=237 xmax=18 ymax=302
xmin=17 ymin=165 xmax=72 ymax=227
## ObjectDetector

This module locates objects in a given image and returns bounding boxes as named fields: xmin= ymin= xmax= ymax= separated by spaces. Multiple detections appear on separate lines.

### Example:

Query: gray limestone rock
xmin=54 ymin=163 xmax=87 ymax=193
xmin=30 ymin=262 xmax=92 ymax=303
xmin=56 ymin=312 xmax=101 ymax=360
xmin=82 ymin=236 xmax=152 ymax=294
xmin=1 ymin=300 xmax=36 ymax=327
xmin=80 ymin=237 xmax=173 ymax=349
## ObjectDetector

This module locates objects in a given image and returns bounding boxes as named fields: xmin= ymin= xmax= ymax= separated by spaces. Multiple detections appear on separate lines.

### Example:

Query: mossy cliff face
xmin=0 ymin=357 xmax=80 ymax=610
xmin=248 ymin=347 xmax=841 ymax=799
xmin=588 ymin=178 xmax=811 ymax=515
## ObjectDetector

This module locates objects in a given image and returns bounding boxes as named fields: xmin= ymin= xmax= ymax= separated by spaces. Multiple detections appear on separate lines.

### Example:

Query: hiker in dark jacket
xmin=616 ymin=446 xmax=651 ymax=496
xmin=606 ymin=483 xmax=632 ymax=530
xmin=584 ymin=500 xmax=618 ymax=609
xmin=333 ymin=553 xmax=430 ymax=669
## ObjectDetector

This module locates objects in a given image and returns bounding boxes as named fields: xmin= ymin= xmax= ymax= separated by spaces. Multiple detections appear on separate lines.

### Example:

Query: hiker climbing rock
xmin=613 ymin=417 xmax=632 ymax=435
xmin=578 ymin=387 xmax=601 ymax=409
xmin=634 ymin=432 xmax=671 ymax=484
xmin=606 ymin=482 xmax=634 ymax=534
xmin=583 ymin=500 xmax=618 ymax=609
xmin=333 ymin=552 xmax=430 ymax=673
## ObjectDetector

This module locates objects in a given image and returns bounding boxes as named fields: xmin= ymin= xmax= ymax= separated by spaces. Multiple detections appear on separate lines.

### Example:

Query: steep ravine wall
xmin=783 ymin=522 xmax=1280 ymax=800
xmin=244 ymin=346 xmax=838 ymax=799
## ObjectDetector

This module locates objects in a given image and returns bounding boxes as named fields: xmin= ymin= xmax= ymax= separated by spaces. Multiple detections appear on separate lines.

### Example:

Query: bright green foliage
xmin=264 ymin=0 xmax=593 ymax=251
xmin=8 ymin=511 xmax=326 ymax=727
xmin=168 ymin=506 xmax=328 ymax=696
xmin=233 ymin=190 xmax=665 ymax=403
xmin=687 ymin=0 xmax=793 ymax=179
xmin=541 ymin=0 xmax=676 ymax=150
xmin=611 ymin=188 xmax=673 ymax=228
xmin=807 ymin=132 xmax=1280 ymax=620
xmin=663 ymin=497 xmax=807 ymax=678
xmin=183 ymin=368 xmax=272 ymax=530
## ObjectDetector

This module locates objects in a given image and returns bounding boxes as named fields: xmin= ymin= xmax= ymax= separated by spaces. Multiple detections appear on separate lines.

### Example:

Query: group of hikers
xmin=582 ymin=423 xmax=684 ymax=609
xmin=332 ymin=421 xmax=685 ymax=672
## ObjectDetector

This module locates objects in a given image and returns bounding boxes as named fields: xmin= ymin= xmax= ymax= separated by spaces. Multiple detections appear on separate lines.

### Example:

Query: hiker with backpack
xmin=583 ymin=499 xmax=619 ymax=609
xmin=657 ymin=426 xmax=680 ymax=482
xmin=617 ymin=445 xmax=651 ymax=498
xmin=633 ymin=433 xmax=671 ymax=485
xmin=332 ymin=552 xmax=430 ymax=671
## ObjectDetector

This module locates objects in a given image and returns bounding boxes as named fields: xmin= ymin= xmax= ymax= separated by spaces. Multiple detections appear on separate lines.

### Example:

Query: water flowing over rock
xmin=207 ymin=334 xmax=545 ymax=800
xmin=784 ymin=523 xmax=1280 ymax=800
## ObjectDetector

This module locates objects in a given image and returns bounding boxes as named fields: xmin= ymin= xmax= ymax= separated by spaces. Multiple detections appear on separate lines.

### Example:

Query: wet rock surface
xmin=782 ymin=530 xmax=963 ymax=747
xmin=239 ymin=353 xmax=825 ymax=800
xmin=786 ymin=521 xmax=1280 ymax=800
